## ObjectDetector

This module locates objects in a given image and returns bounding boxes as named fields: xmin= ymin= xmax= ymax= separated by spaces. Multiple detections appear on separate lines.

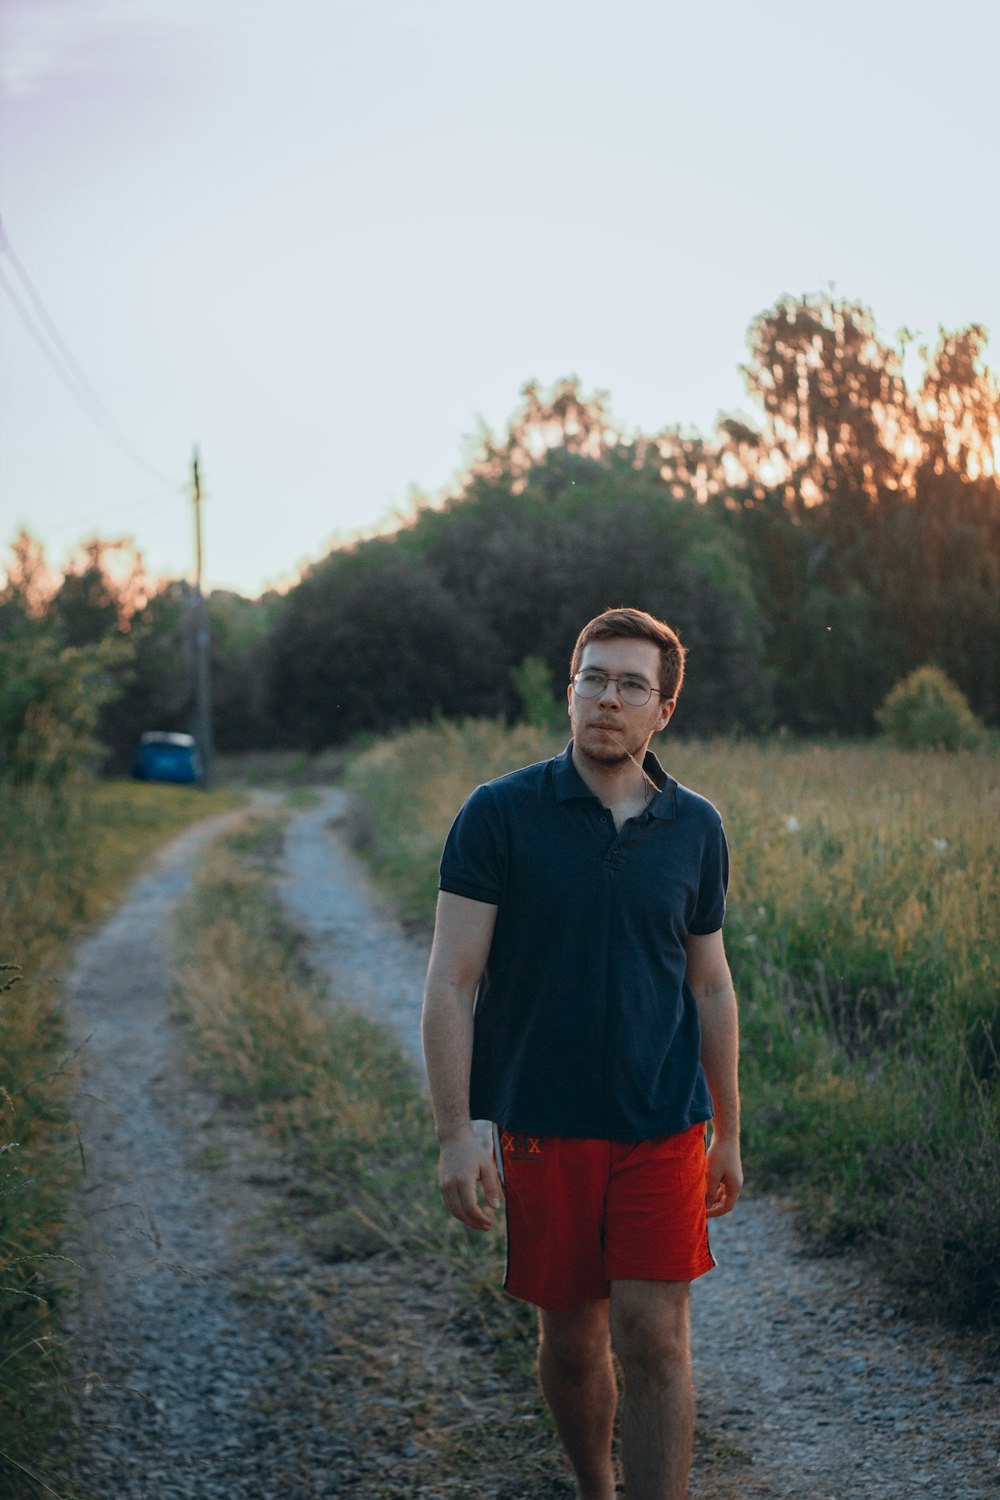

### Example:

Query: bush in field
xmin=511 ymin=655 xmax=565 ymax=731
xmin=876 ymin=665 xmax=984 ymax=751
xmin=0 ymin=629 xmax=128 ymax=785
xmin=1 ymin=627 xmax=130 ymax=955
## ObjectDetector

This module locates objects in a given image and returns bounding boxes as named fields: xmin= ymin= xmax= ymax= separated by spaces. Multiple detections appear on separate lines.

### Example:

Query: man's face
xmin=568 ymin=637 xmax=675 ymax=768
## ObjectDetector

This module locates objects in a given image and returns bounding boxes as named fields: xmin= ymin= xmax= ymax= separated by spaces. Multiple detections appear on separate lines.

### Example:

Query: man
xmin=421 ymin=607 xmax=742 ymax=1500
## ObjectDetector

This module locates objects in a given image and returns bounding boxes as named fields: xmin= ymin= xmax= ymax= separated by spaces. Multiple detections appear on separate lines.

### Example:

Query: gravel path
xmin=61 ymin=792 xmax=997 ymax=1499
xmin=63 ymin=811 xmax=353 ymax=1498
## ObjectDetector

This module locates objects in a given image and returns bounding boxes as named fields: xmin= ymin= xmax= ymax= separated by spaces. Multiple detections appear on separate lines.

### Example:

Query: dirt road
xmin=61 ymin=793 xmax=996 ymax=1499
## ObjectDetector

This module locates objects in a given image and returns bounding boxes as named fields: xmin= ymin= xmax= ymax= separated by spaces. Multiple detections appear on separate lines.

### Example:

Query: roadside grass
xmin=345 ymin=720 xmax=1000 ymax=1342
xmin=213 ymin=747 xmax=354 ymax=787
xmin=344 ymin=719 xmax=567 ymax=927
xmin=171 ymin=812 xmax=580 ymax=1495
xmin=0 ymin=778 xmax=243 ymax=1498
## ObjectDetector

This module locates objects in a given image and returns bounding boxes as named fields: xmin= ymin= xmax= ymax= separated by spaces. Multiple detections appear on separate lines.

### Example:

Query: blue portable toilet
xmin=132 ymin=731 xmax=203 ymax=785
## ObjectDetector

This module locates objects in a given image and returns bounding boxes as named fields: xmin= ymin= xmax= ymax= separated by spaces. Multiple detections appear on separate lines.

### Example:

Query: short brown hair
xmin=570 ymin=607 xmax=686 ymax=702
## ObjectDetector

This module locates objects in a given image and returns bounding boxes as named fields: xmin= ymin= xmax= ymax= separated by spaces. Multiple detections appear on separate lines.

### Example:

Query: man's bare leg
xmin=537 ymin=1300 xmax=617 ymax=1500
xmin=610 ymin=1280 xmax=694 ymax=1500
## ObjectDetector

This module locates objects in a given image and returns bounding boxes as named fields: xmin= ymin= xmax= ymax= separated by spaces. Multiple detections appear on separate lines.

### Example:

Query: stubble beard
xmin=583 ymin=741 xmax=630 ymax=767
xmin=576 ymin=720 xmax=644 ymax=768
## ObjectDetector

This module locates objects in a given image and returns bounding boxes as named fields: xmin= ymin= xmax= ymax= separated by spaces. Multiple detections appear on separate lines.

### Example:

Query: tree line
xmin=3 ymin=291 xmax=998 ymax=769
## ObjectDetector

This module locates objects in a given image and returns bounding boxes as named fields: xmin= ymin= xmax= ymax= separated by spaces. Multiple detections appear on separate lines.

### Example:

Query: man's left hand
xmin=706 ymin=1133 xmax=743 ymax=1218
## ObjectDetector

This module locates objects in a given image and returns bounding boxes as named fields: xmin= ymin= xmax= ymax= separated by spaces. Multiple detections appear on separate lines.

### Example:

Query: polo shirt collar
xmin=553 ymin=741 xmax=678 ymax=821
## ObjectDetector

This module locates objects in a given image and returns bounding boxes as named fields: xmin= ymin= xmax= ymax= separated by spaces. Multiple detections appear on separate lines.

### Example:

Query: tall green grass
xmin=345 ymin=719 xmax=568 ymax=924
xmin=346 ymin=722 xmax=1000 ymax=1339
xmin=173 ymin=816 xmax=433 ymax=1217
xmin=0 ymin=778 xmax=242 ymax=1497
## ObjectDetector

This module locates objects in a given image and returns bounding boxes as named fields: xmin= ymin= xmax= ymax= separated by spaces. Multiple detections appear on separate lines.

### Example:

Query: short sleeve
xmin=688 ymin=816 xmax=729 ymax=935
xmin=439 ymin=784 xmax=507 ymax=905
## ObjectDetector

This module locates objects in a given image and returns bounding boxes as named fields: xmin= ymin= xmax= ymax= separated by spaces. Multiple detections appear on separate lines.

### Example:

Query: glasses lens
xmin=573 ymin=671 xmax=605 ymax=698
xmin=573 ymin=672 xmax=651 ymax=705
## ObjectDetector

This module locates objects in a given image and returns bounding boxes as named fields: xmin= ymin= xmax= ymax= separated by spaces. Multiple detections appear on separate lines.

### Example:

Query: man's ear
xmin=655 ymin=699 xmax=676 ymax=732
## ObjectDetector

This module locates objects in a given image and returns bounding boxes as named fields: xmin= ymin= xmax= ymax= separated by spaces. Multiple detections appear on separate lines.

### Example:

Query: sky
xmin=2 ymin=0 xmax=998 ymax=598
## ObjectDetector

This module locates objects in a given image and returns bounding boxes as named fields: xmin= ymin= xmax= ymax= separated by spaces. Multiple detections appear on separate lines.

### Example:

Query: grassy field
xmin=345 ymin=720 xmax=1000 ymax=1339
xmin=0 ymin=777 xmax=243 ymax=1495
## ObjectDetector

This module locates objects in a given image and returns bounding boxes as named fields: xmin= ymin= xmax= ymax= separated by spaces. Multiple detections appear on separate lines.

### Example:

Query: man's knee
xmin=610 ymin=1281 xmax=691 ymax=1375
xmin=538 ymin=1301 xmax=612 ymax=1382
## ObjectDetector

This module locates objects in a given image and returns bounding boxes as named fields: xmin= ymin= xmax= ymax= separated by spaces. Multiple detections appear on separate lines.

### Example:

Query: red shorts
xmin=494 ymin=1123 xmax=715 ymax=1312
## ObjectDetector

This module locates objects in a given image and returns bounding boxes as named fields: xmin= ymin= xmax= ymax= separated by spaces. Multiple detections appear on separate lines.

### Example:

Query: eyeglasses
xmin=570 ymin=670 xmax=666 ymax=707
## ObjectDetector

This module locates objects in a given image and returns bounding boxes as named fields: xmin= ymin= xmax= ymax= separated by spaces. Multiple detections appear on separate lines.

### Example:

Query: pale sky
xmin=2 ymin=0 xmax=998 ymax=597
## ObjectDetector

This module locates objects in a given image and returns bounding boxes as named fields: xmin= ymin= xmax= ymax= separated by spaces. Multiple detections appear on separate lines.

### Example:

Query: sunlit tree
xmin=917 ymin=325 xmax=999 ymax=481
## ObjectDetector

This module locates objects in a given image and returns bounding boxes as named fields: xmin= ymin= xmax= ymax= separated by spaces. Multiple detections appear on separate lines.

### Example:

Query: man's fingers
xmin=440 ymin=1165 xmax=497 ymax=1230
xmin=480 ymin=1157 xmax=504 ymax=1209
xmin=706 ymin=1172 xmax=741 ymax=1218
xmin=437 ymin=1140 xmax=504 ymax=1230
xmin=705 ymin=1138 xmax=743 ymax=1219
xmin=441 ymin=1181 xmax=487 ymax=1229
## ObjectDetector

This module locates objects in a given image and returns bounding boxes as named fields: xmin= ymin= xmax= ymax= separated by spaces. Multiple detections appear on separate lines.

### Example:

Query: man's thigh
xmin=603 ymin=1127 xmax=714 ymax=1285
xmin=497 ymin=1132 xmax=610 ymax=1311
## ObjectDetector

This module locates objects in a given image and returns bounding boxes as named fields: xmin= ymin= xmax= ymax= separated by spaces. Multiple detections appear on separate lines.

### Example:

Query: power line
xmin=0 ymin=215 xmax=179 ymax=489
xmin=39 ymin=488 xmax=183 ymax=542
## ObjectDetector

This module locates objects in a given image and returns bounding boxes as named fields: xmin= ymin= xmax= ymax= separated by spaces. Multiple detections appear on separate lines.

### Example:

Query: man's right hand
xmin=437 ymin=1131 xmax=504 ymax=1231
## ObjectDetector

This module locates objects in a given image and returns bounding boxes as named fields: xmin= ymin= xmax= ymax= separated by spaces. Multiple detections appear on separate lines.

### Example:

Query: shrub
xmin=875 ymin=665 xmax=984 ymax=751
xmin=511 ymin=655 xmax=565 ymax=730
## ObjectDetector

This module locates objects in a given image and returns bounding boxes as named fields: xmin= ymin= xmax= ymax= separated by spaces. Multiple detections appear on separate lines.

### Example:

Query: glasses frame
xmin=569 ymin=670 xmax=668 ymax=707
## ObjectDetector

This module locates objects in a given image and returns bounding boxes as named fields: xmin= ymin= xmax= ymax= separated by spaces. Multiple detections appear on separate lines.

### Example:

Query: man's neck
xmin=571 ymin=740 xmax=656 ymax=810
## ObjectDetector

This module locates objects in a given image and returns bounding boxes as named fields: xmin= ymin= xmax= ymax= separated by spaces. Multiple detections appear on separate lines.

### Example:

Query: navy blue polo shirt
xmin=438 ymin=741 xmax=728 ymax=1141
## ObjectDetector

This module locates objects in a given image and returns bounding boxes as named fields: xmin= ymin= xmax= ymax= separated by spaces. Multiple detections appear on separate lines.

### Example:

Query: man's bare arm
xmin=685 ymin=928 xmax=743 ymax=1218
xmin=421 ymin=890 xmax=501 ymax=1231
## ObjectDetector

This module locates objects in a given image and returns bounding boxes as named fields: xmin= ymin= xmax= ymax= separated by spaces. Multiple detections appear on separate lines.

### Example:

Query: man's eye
xmin=580 ymin=672 xmax=606 ymax=685
xmin=621 ymin=679 xmax=647 ymax=693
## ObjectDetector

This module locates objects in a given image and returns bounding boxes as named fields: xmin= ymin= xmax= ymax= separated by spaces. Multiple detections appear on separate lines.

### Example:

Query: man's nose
xmin=597 ymin=678 xmax=623 ymax=705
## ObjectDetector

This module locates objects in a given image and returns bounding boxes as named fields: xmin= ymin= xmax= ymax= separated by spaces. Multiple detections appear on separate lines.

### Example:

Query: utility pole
xmin=191 ymin=446 xmax=214 ymax=788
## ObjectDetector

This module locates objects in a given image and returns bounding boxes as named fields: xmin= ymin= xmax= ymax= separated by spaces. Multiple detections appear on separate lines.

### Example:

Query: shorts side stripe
xmin=491 ymin=1123 xmax=511 ymax=1293
xmin=492 ymin=1122 xmax=506 ymax=1186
